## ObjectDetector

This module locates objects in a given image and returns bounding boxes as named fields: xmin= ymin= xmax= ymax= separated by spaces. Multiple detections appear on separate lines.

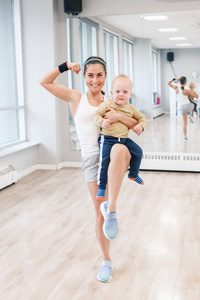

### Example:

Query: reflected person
xmin=168 ymin=76 xmax=196 ymax=143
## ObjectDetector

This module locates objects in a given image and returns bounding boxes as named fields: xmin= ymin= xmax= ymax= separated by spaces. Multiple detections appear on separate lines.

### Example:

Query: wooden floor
xmin=0 ymin=168 xmax=200 ymax=300
xmin=130 ymin=114 xmax=200 ymax=153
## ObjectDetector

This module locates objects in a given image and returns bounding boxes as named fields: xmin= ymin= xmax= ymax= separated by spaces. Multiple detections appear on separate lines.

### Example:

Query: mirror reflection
xmin=69 ymin=10 xmax=200 ymax=154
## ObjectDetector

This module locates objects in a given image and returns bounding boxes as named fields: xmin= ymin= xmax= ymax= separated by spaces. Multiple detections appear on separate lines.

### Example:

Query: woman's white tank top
xmin=74 ymin=93 xmax=107 ymax=157
xmin=178 ymin=90 xmax=190 ymax=106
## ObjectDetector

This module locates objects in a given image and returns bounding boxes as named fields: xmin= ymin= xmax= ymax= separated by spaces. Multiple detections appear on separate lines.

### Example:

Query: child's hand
xmin=102 ymin=119 xmax=111 ymax=129
xmin=132 ymin=124 xmax=143 ymax=135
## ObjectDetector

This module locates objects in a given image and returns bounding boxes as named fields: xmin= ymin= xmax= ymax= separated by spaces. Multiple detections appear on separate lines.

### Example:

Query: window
xmin=123 ymin=38 xmax=134 ymax=102
xmin=0 ymin=0 xmax=25 ymax=147
xmin=68 ymin=18 xmax=98 ymax=151
xmin=79 ymin=18 xmax=98 ymax=93
xmin=123 ymin=38 xmax=133 ymax=81
xmin=152 ymin=50 xmax=158 ymax=105
xmin=103 ymin=29 xmax=119 ymax=97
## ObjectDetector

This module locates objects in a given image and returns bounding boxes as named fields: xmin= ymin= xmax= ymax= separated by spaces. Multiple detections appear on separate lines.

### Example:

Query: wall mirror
xmin=97 ymin=10 xmax=200 ymax=155
xmin=67 ymin=7 xmax=200 ymax=171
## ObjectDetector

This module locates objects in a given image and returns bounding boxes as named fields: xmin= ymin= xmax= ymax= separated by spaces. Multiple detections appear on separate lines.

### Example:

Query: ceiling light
xmin=177 ymin=43 xmax=192 ymax=46
xmin=143 ymin=15 xmax=168 ymax=21
xmin=169 ymin=37 xmax=186 ymax=41
xmin=158 ymin=28 xmax=178 ymax=32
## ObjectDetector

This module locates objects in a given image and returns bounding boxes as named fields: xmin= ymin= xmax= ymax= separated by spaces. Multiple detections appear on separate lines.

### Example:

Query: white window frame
xmin=122 ymin=37 xmax=134 ymax=102
xmin=122 ymin=38 xmax=134 ymax=80
xmin=103 ymin=28 xmax=119 ymax=97
xmin=0 ymin=0 xmax=25 ymax=148
xmin=78 ymin=18 xmax=98 ymax=94
xmin=67 ymin=18 xmax=99 ymax=151
xmin=152 ymin=49 xmax=158 ymax=105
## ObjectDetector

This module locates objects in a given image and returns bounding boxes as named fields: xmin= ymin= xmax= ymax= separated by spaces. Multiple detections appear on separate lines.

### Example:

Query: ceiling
xmin=98 ymin=10 xmax=200 ymax=49
xmin=80 ymin=0 xmax=200 ymax=49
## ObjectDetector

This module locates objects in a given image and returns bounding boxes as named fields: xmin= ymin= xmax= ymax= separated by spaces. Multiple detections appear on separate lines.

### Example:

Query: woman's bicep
xmin=41 ymin=82 xmax=79 ymax=102
xmin=41 ymin=82 xmax=81 ymax=116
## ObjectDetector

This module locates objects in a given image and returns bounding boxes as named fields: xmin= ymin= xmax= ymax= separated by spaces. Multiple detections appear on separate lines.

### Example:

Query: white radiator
xmin=0 ymin=165 xmax=17 ymax=190
xmin=141 ymin=152 xmax=200 ymax=172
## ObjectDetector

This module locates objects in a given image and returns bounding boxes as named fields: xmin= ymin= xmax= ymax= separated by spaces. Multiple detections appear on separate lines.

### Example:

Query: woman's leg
xmin=182 ymin=113 xmax=188 ymax=138
xmin=107 ymin=144 xmax=131 ymax=212
xmin=87 ymin=181 xmax=111 ymax=261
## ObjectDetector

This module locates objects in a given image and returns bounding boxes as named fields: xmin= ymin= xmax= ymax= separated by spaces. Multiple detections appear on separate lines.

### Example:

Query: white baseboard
xmin=64 ymin=161 xmax=82 ymax=168
xmin=17 ymin=161 xmax=82 ymax=179
xmin=17 ymin=153 xmax=200 ymax=180
xmin=18 ymin=165 xmax=38 ymax=179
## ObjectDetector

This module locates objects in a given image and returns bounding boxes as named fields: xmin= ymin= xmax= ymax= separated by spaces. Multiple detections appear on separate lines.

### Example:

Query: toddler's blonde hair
xmin=189 ymin=82 xmax=195 ymax=89
xmin=111 ymin=74 xmax=133 ymax=89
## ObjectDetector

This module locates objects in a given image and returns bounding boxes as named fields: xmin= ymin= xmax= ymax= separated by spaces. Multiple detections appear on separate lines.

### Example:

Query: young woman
xmin=39 ymin=56 xmax=138 ymax=282
xmin=168 ymin=76 xmax=196 ymax=143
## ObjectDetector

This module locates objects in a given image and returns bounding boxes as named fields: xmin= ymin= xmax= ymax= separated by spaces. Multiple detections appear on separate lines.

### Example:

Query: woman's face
xmin=84 ymin=63 xmax=106 ymax=93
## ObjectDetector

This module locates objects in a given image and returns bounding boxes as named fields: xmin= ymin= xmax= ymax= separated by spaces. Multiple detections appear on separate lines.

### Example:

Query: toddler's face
xmin=111 ymin=78 xmax=133 ymax=106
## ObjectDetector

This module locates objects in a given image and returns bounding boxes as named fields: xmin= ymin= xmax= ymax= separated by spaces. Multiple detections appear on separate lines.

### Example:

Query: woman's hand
xmin=67 ymin=62 xmax=81 ymax=74
xmin=132 ymin=124 xmax=143 ymax=136
xmin=104 ymin=107 xmax=119 ymax=123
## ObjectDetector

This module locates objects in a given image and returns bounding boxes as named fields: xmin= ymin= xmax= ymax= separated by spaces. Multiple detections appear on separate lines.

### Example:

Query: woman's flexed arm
xmin=39 ymin=62 xmax=82 ymax=116
xmin=168 ymin=78 xmax=179 ymax=94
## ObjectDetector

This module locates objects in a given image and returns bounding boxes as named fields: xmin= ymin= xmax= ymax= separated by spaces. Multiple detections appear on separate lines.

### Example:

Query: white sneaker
xmin=189 ymin=115 xmax=194 ymax=123
xmin=184 ymin=138 xmax=188 ymax=143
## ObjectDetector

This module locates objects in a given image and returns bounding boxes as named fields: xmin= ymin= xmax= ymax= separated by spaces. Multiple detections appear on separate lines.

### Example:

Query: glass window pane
xmin=123 ymin=40 xmax=133 ymax=80
xmin=104 ymin=30 xmax=119 ymax=97
xmin=79 ymin=19 xmax=98 ymax=94
xmin=68 ymin=19 xmax=98 ymax=151
xmin=0 ymin=110 xmax=19 ymax=145
xmin=0 ymin=0 xmax=18 ymax=107
xmin=123 ymin=39 xmax=134 ymax=102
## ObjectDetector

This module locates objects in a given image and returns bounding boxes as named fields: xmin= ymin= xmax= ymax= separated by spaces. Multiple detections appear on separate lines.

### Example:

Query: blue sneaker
xmin=97 ymin=259 xmax=113 ymax=282
xmin=96 ymin=188 xmax=106 ymax=200
xmin=100 ymin=201 xmax=118 ymax=240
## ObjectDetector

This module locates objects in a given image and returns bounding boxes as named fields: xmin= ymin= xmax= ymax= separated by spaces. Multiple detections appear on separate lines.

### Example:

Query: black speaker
xmin=167 ymin=52 xmax=174 ymax=62
xmin=63 ymin=0 xmax=82 ymax=15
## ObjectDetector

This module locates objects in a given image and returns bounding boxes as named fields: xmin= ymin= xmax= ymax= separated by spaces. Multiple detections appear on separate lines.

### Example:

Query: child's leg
xmin=124 ymin=138 xmax=144 ymax=185
xmin=97 ymin=135 xmax=115 ymax=200
xmin=194 ymin=103 xmax=197 ymax=114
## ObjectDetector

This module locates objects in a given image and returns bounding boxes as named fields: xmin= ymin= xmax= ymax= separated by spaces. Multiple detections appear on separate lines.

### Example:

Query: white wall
xmin=0 ymin=146 xmax=38 ymax=175
xmin=22 ymin=0 xmax=62 ymax=165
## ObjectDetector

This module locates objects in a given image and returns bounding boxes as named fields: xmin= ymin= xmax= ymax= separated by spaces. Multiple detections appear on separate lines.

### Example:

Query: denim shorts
xmin=82 ymin=154 xmax=99 ymax=182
